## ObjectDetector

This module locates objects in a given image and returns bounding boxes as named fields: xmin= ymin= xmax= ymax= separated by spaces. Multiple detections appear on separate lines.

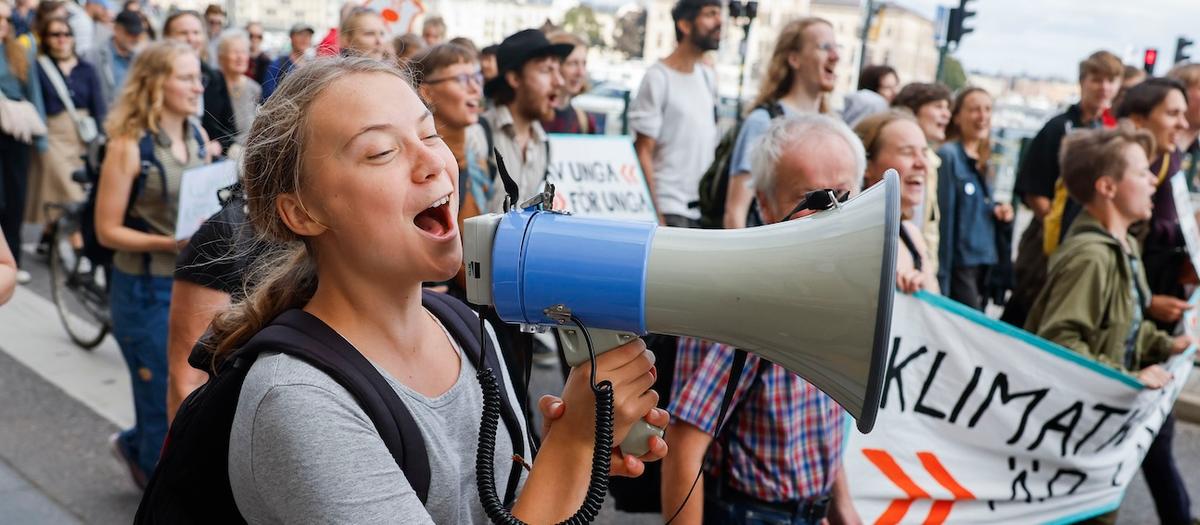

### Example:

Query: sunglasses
xmin=48 ymin=31 xmax=74 ymax=38
xmin=249 ymin=33 xmax=263 ymax=40
xmin=783 ymin=189 xmax=850 ymax=221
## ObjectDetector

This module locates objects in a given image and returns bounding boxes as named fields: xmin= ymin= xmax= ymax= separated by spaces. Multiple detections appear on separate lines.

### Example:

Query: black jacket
xmin=201 ymin=62 xmax=238 ymax=154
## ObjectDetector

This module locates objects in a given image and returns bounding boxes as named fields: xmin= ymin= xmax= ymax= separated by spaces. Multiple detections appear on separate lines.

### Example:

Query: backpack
xmin=80 ymin=122 xmax=208 ymax=269
xmin=134 ymin=290 xmax=527 ymax=524
xmin=696 ymin=103 xmax=785 ymax=229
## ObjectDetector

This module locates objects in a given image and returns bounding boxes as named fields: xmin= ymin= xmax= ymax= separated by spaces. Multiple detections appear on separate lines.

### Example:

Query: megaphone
xmin=464 ymin=170 xmax=900 ymax=455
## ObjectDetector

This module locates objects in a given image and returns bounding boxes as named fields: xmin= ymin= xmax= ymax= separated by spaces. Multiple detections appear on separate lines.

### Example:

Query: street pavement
xmin=0 ymin=227 xmax=1197 ymax=524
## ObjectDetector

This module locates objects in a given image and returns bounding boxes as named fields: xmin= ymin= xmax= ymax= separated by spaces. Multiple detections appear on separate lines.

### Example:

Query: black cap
xmin=484 ymin=29 xmax=574 ymax=99
xmin=114 ymin=10 xmax=144 ymax=35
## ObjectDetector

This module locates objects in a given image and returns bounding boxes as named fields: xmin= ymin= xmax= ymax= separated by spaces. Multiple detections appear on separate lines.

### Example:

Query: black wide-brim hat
xmin=484 ymin=29 xmax=574 ymax=99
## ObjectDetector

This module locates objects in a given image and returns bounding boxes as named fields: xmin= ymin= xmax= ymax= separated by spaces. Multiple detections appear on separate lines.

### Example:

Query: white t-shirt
xmin=628 ymin=61 xmax=719 ymax=219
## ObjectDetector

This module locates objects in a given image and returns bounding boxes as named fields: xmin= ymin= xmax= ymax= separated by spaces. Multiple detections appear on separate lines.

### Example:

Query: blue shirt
xmin=110 ymin=40 xmax=132 ymax=93
xmin=729 ymin=103 xmax=796 ymax=178
xmin=261 ymin=55 xmax=298 ymax=101
xmin=936 ymin=140 xmax=998 ymax=290
xmin=38 ymin=59 xmax=106 ymax=125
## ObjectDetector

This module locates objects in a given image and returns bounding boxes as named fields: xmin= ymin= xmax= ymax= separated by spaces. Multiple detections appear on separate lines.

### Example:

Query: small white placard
xmin=174 ymin=160 xmax=237 ymax=240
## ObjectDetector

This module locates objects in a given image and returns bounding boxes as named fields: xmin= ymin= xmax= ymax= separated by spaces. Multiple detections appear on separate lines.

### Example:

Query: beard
xmin=691 ymin=27 xmax=721 ymax=52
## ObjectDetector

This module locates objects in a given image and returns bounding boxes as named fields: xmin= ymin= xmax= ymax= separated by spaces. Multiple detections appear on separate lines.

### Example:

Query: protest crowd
xmin=0 ymin=0 xmax=1199 ymax=523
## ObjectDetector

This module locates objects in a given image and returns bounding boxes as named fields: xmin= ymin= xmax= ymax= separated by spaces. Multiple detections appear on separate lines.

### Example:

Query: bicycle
xmin=43 ymin=144 xmax=111 ymax=350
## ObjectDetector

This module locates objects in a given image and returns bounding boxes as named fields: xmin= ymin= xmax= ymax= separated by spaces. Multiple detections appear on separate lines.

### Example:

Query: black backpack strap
xmin=421 ymin=291 xmax=527 ymax=508
xmin=762 ymin=102 xmax=785 ymax=119
xmin=262 ymin=310 xmax=433 ymax=504
xmin=137 ymin=132 xmax=167 ymax=203
xmin=478 ymin=116 xmax=497 ymax=181
xmin=189 ymin=118 xmax=209 ymax=160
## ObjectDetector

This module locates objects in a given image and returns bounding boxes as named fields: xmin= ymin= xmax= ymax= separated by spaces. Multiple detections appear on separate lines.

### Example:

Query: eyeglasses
xmin=175 ymin=73 xmax=208 ymax=87
xmin=425 ymin=71 xmax=484 ymax=87
xmin=783 ymin=189 xmax=850 ymax=221
xmin=48 ymin=31 xmax=74 ymax=38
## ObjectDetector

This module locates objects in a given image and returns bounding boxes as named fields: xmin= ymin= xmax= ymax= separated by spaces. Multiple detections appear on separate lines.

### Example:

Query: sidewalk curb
xmin=1177 ymin=392 xmax=1200 ymax=424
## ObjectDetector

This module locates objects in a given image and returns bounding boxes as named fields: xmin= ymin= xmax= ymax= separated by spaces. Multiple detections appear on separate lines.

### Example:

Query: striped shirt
xmin=669 ymin=337 xmax=846 ymax=502
xmin=482 ymin=105 xmax=549 ymax=213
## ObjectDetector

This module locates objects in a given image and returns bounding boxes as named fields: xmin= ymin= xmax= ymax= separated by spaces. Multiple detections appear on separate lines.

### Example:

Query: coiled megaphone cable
xmin=474 ymin=308 xmax=614 ymax=525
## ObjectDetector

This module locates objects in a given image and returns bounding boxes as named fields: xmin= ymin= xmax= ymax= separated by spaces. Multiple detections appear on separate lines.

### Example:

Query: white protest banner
xmin=1170 ymin=172 xmax=1200 ymax=277
xmin=846 ymin=292 xmax=1194 ymax=524
xmin=545 ymin=134 xmax=657 ymax=222
xmin=175 ymin=161 xmax=237 ymax=240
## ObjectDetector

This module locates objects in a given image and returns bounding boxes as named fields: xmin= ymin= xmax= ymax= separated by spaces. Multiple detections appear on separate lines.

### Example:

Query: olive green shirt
xmin=1025 ymin=211 xmax=1174 ymax=372
xmin=113 ymin=127 xmax=204 ymax=277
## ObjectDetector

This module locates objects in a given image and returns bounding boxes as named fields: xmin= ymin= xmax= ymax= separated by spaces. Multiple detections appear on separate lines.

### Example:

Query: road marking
xmin=0 ymin=286 xmax=133 ymax=428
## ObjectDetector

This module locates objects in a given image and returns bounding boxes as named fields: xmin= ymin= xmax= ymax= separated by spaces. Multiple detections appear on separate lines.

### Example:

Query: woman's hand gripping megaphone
xmin=538 ymin=339 xmax=670 ymax=476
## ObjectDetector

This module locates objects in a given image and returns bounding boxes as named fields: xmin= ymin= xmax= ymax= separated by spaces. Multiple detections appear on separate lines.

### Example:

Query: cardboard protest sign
xmin=845 ymin=292 xmax=1194 ymax=524
xmin=174 ymin=161 xmax=237 ymax=241
xmin=545 ymin=134 xmax=657 ymax=222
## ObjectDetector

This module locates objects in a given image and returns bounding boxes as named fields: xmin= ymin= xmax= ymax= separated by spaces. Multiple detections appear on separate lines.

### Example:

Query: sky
xmin=891 ymin=0 xmax=1198 ymax=79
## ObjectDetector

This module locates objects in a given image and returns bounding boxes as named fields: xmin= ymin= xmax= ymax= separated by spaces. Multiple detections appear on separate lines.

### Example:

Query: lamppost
xmin=728 ymin=0 xmax=758 ymax=122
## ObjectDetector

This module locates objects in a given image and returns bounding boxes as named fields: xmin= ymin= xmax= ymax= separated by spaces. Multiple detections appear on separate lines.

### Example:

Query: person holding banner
xmin=1113 ymin=77 xmax=1198 ymax=525
xmin=94 ymin=40 xmax=211 ymax=487
xmin=1117 ymin=78 xmax=1192 ymax=328
xmin=1025 ymin=126 xmax=1194 ymax=525
xmin=855 ymin=110 xmax=938 ymax=293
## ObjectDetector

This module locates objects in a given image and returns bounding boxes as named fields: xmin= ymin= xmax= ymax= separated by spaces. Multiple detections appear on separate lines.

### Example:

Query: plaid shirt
xmin=669 ymin=337 xmax=846 ymax=502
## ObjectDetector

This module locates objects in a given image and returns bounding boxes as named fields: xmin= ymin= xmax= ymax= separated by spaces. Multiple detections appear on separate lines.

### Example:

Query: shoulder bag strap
xmin=36 ymin=55 xmax=87 ymax=137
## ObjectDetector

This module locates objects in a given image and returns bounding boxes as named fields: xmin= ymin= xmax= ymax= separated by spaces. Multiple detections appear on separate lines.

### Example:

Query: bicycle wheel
xmin=48 ymin=219 xmax=110 ymax=349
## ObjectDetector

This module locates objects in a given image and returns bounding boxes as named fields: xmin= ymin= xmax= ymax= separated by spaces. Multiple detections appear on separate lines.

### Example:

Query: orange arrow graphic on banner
xmin=862 ymin=449 xmax=975 ymax=525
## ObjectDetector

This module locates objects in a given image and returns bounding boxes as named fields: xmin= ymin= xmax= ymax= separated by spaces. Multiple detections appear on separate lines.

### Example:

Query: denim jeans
xmin=704 ymin=479 xmax=828 ymax=525
xmin=704 ymin=497 xmax=825 ymax=525
xmin=110 ymin=269 xmax=173 ymax=476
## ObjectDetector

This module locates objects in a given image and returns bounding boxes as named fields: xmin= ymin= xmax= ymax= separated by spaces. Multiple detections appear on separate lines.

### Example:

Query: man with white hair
xmin=661 ymin=114 xmax=865 ymax=524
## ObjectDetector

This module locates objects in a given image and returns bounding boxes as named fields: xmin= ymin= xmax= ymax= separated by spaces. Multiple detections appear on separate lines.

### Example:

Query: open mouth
xmin=414 ymin=193 xmax=455 ymax=240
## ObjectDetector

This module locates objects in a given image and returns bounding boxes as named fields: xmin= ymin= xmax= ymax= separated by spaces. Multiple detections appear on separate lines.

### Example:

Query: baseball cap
xmin=114 ymin=10 xmax=145 ymax=35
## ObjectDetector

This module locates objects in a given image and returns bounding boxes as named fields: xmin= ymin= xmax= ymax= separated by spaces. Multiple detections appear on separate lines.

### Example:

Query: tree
xmin=942 ymin=55 xmax=967 ymax=91
xmin=562 ymin=5 xmax=603 ymax=47
xmin=612 ymin=6 xmax=646 ymax=58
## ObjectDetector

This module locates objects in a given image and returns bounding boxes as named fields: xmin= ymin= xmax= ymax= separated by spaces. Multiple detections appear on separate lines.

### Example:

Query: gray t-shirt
xmin=627 ymin=61 xmax=719 ymax=219
xmin=229 ymin=315 xmax=529 ymax=524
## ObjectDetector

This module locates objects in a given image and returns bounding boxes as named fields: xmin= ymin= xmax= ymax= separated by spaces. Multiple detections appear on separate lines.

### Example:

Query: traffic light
xmin=1176 ymin=36 xmax=1195 ymax=64
xmin=1144 ymin=48 xmax=1158 ymax=75
xmin=946 ymin=0 xmax=976 ymax=46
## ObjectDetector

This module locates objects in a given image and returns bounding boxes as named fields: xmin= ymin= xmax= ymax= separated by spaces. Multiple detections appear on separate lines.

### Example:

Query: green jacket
xmin=1025 ymin=211 xmax=1173 ymax=372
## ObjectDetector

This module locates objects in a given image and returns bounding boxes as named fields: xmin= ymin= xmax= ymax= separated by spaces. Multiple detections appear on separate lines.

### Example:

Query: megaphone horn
xmin=465 ymin=170 xmax=900 ymax=447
